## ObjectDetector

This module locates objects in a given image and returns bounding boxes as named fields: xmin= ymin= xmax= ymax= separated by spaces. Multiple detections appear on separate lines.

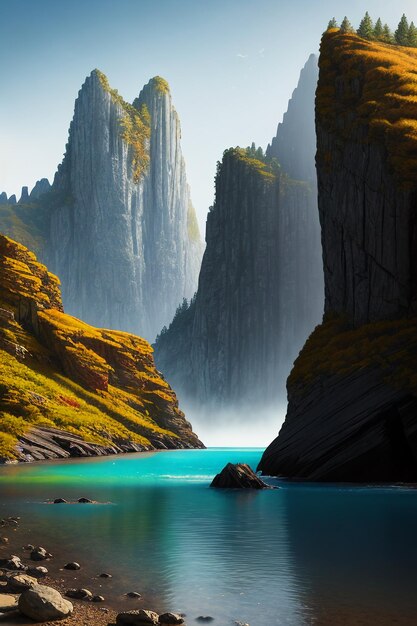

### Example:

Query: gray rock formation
xmin=154 ymin=57 xmax=323 ymax=410
xmin=29 ymin=178 xmax=50 ymax=200
xmin=266 ymin=54 xmax=318 ymax=182
xmin=18 ymin=186 xmax=29 ymax=204
xmin=258 ymin=31 xmax=417 ymax=482
xmin=0 ymin=72 xmax=202 ymax=342
xmin=45 ymin=71 xmax=203 ymax=341
xmin=0 ymin=192 xmax=8 ymax=204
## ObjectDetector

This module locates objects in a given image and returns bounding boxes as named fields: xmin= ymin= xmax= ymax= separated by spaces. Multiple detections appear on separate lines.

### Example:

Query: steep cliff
xmin=154 ymin=153 xmax=323 ymax=408
xmin=0 ymin=234 xmax=203 ymax=462
xmin=266 ymin=54 xmax=318 ymax=182
xmin=0 ymin=71 xmax=203 ymax=342
xmin=154 ymin=57 xmax=323 ymax=412
xmin=259 ymin=31 xmax=417 ymax=482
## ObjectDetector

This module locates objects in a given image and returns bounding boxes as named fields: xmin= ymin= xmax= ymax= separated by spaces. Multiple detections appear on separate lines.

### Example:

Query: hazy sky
xmin=1 ymin=0 xmax=416 ymax=231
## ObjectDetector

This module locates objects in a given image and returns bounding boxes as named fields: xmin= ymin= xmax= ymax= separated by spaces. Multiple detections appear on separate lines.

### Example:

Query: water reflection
xmin=1 ymin=452 xmax=417 ymax=625
xmin=281 ymin=484 xmax=417 ymax=625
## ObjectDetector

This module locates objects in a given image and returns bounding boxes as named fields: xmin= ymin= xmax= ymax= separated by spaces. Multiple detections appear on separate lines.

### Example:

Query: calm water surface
xmin=1 ymin=448 xmax=417 ymax=625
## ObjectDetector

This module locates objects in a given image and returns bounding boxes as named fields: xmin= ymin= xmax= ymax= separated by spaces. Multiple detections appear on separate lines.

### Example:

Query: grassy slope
xmin=0 ymin=235 xmax=187 ymax=459
xmin=318 ymin=29 xmax=417 ymax=186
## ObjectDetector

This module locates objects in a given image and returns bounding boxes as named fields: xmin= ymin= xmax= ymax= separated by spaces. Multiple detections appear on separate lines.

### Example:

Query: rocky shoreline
xmin=0 ymin=516 xmax=209 ymax=626
xmin=0 ymin=426 xmax=204 ymax=466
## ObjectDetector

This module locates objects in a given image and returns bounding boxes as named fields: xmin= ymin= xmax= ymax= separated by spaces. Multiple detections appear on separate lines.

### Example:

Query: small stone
xmin=0 ymin=537 xmax=8 ymax=544
xmin=159 ymin=613 xmax=185 ymax=624
xmin=92 ymin=595 xmax=105 ymax=602
xmin=19 ymin=584 xmax=73 ymax=621
xmin=8 ymin=574 xmax=38 ymax=591
xmin=196 ymin=618 xmax=214 ymax=623
xmin=66 ymin=588 xmax=92 ymax=599
xmin=99 ymin=572 xmax=112 ymax=578
xmin=126 ymin=591 xmax=142 ymax=598
xmin=53 ymin=498 xmax=67 ymax=504
xmin=0 ymin=594 xmax=19 ymax=612
xmin=64 ymin=561 xmax=81 ymax=570
xmin=30 ymin=546 xmax=52 ymax=561
xmin=116 ymin=609 xmax=159 ymax=625
xmin=24 ymin=544 xmax=35 ymax=551
xmin=27 ymin=565 xmax=48 ymax=578
xmin=78 ymin=497 xmax=93 ymax=503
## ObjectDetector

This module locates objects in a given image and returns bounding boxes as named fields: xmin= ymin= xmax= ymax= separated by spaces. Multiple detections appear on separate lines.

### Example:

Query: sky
xmin=1 ymin=0 xmax=417 ymax=232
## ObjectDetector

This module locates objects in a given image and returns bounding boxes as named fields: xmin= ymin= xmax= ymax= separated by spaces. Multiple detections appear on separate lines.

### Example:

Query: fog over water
xmin=180 ymin=400 xmax=288 ymax=447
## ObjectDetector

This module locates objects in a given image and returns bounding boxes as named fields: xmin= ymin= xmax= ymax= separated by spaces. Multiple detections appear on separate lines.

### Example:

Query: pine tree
xmin=381 ymin=23 xmax=394 ymax=44
xmin=373 ymin=18 xmax=383 ymax=39
xmin=409 ymin=22 xmax=417 ymax=47
xmin=357 ymin=12 xmax=374 ymax=40
xmin=327 ymin=17 xmax=338 ymax=30
xmin=340 ymin=17 xmax=354 ymax=34
xmin=395 ymin=14 xmax=410 ymax=45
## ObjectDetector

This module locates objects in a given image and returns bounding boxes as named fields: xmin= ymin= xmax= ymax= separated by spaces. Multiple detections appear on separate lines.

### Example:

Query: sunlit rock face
xmin=45 ymin=72 xmax=203 ymax=341
xmin=154 ymin=56 xmax=323 ymax=409
xmin=0 ymin=72 xmax=203 ymax=342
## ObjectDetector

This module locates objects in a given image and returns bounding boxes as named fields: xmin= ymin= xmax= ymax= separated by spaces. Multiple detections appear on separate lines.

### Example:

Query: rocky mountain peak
xmin=266 ymin=53 xmax=318 ymax=182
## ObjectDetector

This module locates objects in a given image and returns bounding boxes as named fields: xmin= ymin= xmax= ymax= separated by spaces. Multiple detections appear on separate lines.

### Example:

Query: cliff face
xmin=266 ymin=54 xmax=318 ymax=182
xmin=154 ymin=57 xmax=323 ymax=411
xmin=0 ymin=234 xmax=203 ymax=462
xmin=155 ymin=153 xmax=323 ymax=407
xmin=0 ymin=72 xmax=202 ymax=342
xmin=259 ymin=32 xmax=417 ymax=481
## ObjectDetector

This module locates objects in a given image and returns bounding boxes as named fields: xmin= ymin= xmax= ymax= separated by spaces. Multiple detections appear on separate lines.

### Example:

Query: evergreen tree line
xmin=327 ymin=13 xmax=417 ymax=47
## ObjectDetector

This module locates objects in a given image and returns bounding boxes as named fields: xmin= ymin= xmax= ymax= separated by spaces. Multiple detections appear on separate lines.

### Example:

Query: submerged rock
xmin=63 ymin=562 xmax=80 ymax=570
xmin=30 ymin=546 xmax=52 ymax=561
xmin=210 ymin=463 xmax=271 ymax=489
xmin=27 ymin=566 xmax=48 ymax=578
xmin=65 ymin=587 xmax=92 ymax=599
xmin=18 ymin=584 xmax=73 ymax=621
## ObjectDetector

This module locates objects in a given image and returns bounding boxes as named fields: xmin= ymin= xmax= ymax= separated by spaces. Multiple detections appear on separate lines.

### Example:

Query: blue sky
xmin=1 ymin=0 xmax=417 ymax=229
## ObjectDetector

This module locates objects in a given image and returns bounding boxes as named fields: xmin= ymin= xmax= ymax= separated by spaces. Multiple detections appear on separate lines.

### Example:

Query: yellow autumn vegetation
xmin=95 ymin=69 xmax=151 ymax=183
xmin=289 ymin=315 xmax=417 ymax=398
xmin=0 ymin=234 xmax=182 ymax=459
xmin=318 ymin=30 xmax=417 ymax=185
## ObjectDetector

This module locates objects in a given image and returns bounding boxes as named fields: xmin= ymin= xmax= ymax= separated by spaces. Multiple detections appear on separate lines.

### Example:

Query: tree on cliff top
xmin=357 ymin=12 xmax=374 ymax=40
xmin=340 ymin=17 xmax=354 ymax=34
xmin=409 ymin=22 xmax=417 ymax=47
xmin=327 ymin=18 xmax=338 ymax=30
xmin=395 ymin=14 xmax=409 ymax=45
xmin=373 ymin=18 xmax=383 ymax=39
xmin=381 ymin=24 xmax=394 ymax=44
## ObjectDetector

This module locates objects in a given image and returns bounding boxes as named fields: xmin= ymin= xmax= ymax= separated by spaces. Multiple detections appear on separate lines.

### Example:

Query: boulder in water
xmin=210 ymin=463 xmax=272 ymax=489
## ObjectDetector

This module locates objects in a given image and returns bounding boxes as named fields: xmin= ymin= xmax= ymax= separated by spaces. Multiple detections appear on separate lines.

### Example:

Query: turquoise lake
xmin=1 ymin=448 xmax=417 ymax=625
